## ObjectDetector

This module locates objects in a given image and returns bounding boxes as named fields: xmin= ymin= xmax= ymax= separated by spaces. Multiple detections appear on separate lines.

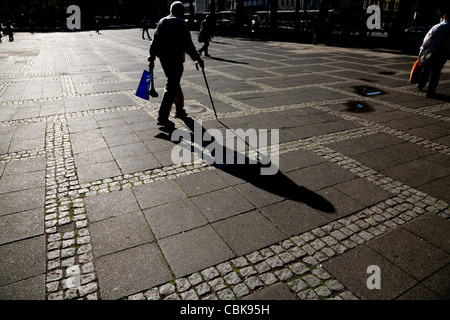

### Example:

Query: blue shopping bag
xmin=136 ymin=69 xmax=152 ymax=100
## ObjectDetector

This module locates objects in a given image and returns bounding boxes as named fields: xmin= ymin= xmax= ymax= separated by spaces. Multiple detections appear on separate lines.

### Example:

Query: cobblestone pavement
xmin=0 ymin=29 xmax=449 ymax=301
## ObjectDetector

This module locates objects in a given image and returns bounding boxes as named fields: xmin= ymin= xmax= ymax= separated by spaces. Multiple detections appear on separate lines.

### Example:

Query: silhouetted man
xmin=148 ymin=1 xmax=204 ymax=127
xmin=418 ymin=8 xmax=450 ymax=97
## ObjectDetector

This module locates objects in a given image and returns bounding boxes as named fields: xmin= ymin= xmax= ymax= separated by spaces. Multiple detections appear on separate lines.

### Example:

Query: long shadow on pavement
xmin=156 ymin=117 xmax=336 ymax=214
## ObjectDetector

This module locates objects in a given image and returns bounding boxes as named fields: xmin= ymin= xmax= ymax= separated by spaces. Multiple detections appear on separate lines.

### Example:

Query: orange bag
xmin=409 ymin=59 xmax=423 ymax=84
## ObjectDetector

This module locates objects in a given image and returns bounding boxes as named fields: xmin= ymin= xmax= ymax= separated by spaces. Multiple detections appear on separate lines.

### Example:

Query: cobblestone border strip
xmin=0 ymin=82 xmax=11 ymax=97
xmin=0 ymin=147 xmax=46 ymax=163
xmin=0 ymin=88 xmax=135 ymax=107
xmin=44 ymin=119 xmax=99 ymax=300
xmin=61 ymin=74 xmax=77 ymax=98
xmin=0 ymin=105 xmax=139 ymax=128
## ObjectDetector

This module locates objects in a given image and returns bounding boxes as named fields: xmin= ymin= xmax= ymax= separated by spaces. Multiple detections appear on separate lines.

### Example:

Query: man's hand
xmin=148 ymin=56 xmax=155 ymax=70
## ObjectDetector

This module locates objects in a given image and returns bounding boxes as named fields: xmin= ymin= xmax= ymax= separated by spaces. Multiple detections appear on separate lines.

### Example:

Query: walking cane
xmin=196 ymin=62 xmax=218 ymax=120
xmin=195 ymin=62 xmax=269 ymax=165
xmin=149 ymin=64 xmax=158 ymax=98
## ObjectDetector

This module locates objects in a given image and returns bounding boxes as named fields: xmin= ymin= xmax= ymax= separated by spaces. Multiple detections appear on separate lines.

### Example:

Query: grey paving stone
xmin=316 ymin=187 xmax=366 ymax=220
xmin=0 ymin=170 xmax=45 ymax=194
xmin=133 ymin=179 xmax=187 ymax=209
xmin=158 ymin=225 xmax=234 ymax=278
xmin=233 ymin=182 xmax=285 ymax=208
xmin=85 ymin=189 xmax=140 ymax=222
xmin=305 ymin=162 xmax=358 ymax=187
xmin=90 ymin=211 xmax=154 ymax=257
xmin=74 ymin=148 xmax=115 ymax=168
xmin=0 ymin=187 xmax=44 ymax=216
xmin=418 ymin=264 xmax=450 ymax=300
xmin=77 ymin=161 xmax=121 ymax=184
xmin=116 ymin=154 xmax=161 ymax=174
xmin=3 ymin=158 xmax=46 ymax=176
xmin=367 ymin=227 xmax=450 ymax=281
xmin=13 ymin=122 xmax=46 ymax=140
xmin=110 ymin=142 xmax=152 ymax=159
xmin=71 ymin=135 xmax=108 ymax=155
xmin=68 ymin=116 xmax=99 ymax=133
xmin=403 ymin=212 xmax=450 ymax=254
xmin=152 ymin=149 xmax=178 ymax=167
xmin=97 ymin=117 xmax=129 ymax=129
xmin=285 ymin=168 xmax=332 ymax=191
xmin=418 ymin=175 xmax=450 ymax=204
xmin=103 ymin=132 xmax=141 ymax=147
xmin=143 ymin=137 xmax=178 ymax=152
xmin=352 ymin=150 xmax=403 ymax=171
xmin=144 ymin=199 xmax=208 ymax=239
xmin=213 ymin=210 xmax=286 ymax=256
xmin=383 ymin=159 xmax=449 ymax=188
xmin=260 ymin=200 xmax=329 ymax=236
xmin=0 ymin=274 xmax=46 ymax=300
xmin=279 ymin=149 xmax=327 ymax=172
xmin=96 ymin=243 xmax=172 ymax=300
xmin=396 ymin=283 xmax=443 ymax=300
xmin=100 ymin=124 xmax=135 ymax=137
xmin=322 ymin=244 xmax=417 ymax=300
xmin=190 ymin=187 xmax=255 ymax=222
xmin=0 ymin=208 xmax=44 ymax=245
xmin=8 ymin=137 xmax=43 ymax=153
xmin=380 ymin=142 xmax=436 ymax=165
xmin=244 ymin=283 xmax=297 ymax=300
xmin=176 ymin=170 xmax=229 ymax=196
xmin=0 ymin=236 xmax=46 ymax=287
xmin=334 ymin=178 xmax=393 ymax=207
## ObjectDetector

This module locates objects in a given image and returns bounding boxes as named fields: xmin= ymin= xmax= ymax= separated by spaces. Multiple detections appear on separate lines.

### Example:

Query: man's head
xmin=170 ymin=1 xmax=185 ymax=18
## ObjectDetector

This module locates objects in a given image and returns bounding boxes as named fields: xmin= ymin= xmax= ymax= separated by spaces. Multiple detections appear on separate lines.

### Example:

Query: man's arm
xmin=420 ymin=25 xmax=438 ymax=54
xmin=148 ymin=23 xmax=160 ymax=67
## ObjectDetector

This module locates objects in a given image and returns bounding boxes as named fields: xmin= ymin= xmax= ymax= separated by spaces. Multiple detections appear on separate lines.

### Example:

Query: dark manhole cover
xmin=358 ymin=78 xmax=378 ymax=83
xmin=379 ymin=71 xmax=396 ymax=75
xmin=184 ymin=104 xmax=207 ymax=114
xmin=345 ymin=100 xmax=374 ymax=113
xmin=353 ymin=85 xmax=385 ymax=97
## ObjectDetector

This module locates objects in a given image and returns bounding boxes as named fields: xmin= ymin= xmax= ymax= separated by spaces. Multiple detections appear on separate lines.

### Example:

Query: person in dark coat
xmin=6 ymin=22 xmax=13 ymax=42
xmin=198 ymin=15 xmax=214 ymax=57
xmin=148 ymin=2 xmax=204 ymax=127
xmin=417 ymin=8 xmax=450 ymax=98
xmin=141 ymin=17 xmax=152 ymax=40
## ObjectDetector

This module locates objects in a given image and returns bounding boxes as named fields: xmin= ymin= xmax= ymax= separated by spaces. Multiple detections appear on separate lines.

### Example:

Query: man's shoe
xmin=175 ymin=110 xmax=188 ymax=119
xmin=417 ymin=84 xmax=424 ymax=91
xmin=157 ymin=118 xmax=175 ymax=127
